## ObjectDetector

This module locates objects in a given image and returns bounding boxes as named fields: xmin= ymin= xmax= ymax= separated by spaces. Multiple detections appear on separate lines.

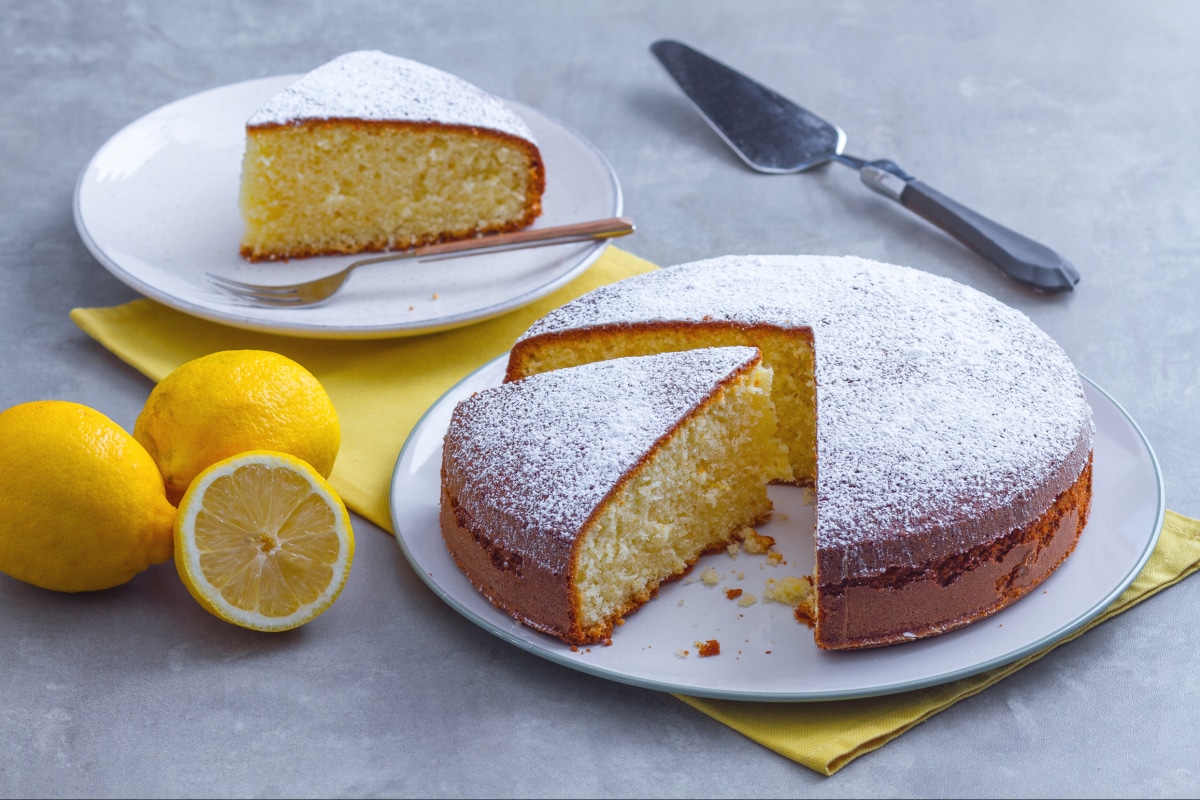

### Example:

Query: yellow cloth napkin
xmin=70 ymin=246 xmax=1194 ymax=777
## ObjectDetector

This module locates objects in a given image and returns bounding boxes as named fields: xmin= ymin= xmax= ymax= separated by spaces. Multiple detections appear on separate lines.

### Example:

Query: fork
xmin=208 ymin=216 xmax=635 ymax=307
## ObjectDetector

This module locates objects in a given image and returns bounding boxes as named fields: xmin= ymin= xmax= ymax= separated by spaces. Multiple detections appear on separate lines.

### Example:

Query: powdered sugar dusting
xmin=519 ymin=255 xmax=1094 ymax=581
xmin=443 ymin=348 xmax=760 ymax=572
xmin=246 ymin=50 xmax=536 ymax=143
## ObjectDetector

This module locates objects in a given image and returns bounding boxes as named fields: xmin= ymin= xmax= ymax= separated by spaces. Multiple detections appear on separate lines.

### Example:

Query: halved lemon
xmin=174 ymin=450 xmax=354 ymax=632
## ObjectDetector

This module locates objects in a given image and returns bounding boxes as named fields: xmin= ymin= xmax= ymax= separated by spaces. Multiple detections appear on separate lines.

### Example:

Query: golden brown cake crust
xmin=440 ymin=484 xmax=582 ymax=641
xmin=815 ymin=454 xmax=1093 ymax=649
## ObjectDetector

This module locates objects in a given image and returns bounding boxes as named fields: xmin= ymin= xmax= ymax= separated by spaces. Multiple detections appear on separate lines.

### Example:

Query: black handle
xmin=900 ymin=180 xmax=1080 ymax=293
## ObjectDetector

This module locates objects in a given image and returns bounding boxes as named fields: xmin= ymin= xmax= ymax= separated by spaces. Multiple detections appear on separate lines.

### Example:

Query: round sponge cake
xmin=505 ymin=255 xmax=1094 ymax=649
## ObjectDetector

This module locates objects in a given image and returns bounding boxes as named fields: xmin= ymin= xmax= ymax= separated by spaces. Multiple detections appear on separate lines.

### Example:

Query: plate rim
xmin=390 ymin=361 xmax=1165 ymax=701
xmin=72 ymin=75 xmax=623 ymax=340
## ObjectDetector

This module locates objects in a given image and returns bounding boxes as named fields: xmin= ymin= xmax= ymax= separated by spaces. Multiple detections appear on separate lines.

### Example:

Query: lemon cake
xmin=239 ymin=50 xmax=545 ymax=261
xmin=505 ymin=255 xmax=1094 ymax=650
xmin=440 ymin=347 xmax=792 ymax=646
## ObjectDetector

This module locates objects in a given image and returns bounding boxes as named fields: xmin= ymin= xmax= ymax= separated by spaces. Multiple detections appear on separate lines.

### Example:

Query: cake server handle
xmin=859 ymin=162 xmax=1080 ymax=293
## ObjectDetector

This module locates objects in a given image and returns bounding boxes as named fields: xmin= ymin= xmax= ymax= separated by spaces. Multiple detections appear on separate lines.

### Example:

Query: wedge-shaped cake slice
xmin=239 ymin=50 xmax=545 ymax=261
xmin=440 ymin=347 xmax=793 ymax=645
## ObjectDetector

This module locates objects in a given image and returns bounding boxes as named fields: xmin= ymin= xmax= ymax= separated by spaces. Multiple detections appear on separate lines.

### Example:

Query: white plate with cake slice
xmin=73 ymin=76 xmax=622 ymax=339
xmin=390 ymin=356 xmax=1164 ymax=702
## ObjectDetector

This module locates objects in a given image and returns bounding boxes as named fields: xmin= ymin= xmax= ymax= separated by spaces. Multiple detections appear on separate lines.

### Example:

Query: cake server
xmin=650 ymin=39 xmax=1080 ymax=293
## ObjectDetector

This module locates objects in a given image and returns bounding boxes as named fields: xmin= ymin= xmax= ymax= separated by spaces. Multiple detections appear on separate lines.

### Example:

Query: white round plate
xmin=73 ymin=76 xmax=622 ymax=339
xmin=390 ymin=359 xmax=1164 ymax=701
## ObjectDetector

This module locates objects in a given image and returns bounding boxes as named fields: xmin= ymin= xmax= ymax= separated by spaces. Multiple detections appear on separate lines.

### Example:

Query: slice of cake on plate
xmin=239 ymin=50 xmax=545 ymax=261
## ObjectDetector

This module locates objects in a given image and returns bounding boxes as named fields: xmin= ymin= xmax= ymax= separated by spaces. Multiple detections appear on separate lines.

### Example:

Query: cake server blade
xmin=650 ymin=39 xmax=1080 ymax=293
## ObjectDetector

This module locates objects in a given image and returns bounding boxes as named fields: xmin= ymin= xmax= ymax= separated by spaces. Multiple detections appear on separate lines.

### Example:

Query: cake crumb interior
xmin=240 ymin=124 xmax=536 ymax=259
xmin=574 ymin=364 xmax=793 ymax=633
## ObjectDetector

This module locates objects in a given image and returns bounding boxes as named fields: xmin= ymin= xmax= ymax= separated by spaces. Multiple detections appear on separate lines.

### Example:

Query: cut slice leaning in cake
xmin=239 ymin=50 xmax=545 ymax=261
xmin=440 ymin=347 xmax=793 ymax=646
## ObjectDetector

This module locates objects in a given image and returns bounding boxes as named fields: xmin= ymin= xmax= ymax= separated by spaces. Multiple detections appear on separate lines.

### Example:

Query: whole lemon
xmin=0 ymin=400 xmax=175 ymax=592
xmin=134 ymin=350 xmax=340 ymax=504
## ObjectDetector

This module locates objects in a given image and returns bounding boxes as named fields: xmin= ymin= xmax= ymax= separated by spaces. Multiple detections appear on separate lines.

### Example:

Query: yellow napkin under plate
xmin=71 ymin=245 xmax=1193 ymax=777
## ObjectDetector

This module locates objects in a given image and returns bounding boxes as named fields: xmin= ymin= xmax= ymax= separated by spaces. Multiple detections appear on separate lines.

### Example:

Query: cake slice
xmin=239 ymin=50 xmax=545 ymax=261
xmin=440 ymin=347 xmax=793 ymax=646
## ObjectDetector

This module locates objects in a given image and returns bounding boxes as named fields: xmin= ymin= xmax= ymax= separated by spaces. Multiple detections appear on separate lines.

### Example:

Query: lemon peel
xmin=0 ymin=400 xmax=175 ymax=592
xmin=134 ymin=350 xmax=340 ymax=504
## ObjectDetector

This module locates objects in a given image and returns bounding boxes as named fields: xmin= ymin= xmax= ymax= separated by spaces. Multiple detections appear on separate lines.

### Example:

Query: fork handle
xmin=351 ymin=217 xmax=635 ymax=268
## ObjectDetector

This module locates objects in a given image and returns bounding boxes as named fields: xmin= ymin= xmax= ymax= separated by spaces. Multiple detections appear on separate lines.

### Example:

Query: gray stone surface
xmin=2 ymin=1 xmax=1198 ymax=796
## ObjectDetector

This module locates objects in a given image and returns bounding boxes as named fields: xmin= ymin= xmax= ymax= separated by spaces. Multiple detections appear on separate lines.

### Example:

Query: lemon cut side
xmin=175 ymin=451 xmax=354 ymax=632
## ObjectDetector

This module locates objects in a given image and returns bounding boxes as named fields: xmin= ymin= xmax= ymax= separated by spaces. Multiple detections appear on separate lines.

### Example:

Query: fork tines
xmin=206 ymin=274 xmax=306 ymax=306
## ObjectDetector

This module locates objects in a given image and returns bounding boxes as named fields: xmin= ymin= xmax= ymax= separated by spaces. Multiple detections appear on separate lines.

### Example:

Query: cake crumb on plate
xmin=740 ymin=529 xmax=775 ymax=554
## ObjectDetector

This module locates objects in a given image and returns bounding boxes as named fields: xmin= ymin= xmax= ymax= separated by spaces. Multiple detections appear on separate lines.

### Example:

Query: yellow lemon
xmin=174 ymin=450 xmax=354 ymax=631
xmin=134 ymin=350 xmax=340 ymax=504
xmin=0 ymin=400 xmax=175 ymax=592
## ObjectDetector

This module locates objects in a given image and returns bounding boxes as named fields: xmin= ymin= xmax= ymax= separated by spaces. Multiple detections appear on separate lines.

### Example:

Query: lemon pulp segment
xmin=176 ymin=452 xmax=353 ymax=631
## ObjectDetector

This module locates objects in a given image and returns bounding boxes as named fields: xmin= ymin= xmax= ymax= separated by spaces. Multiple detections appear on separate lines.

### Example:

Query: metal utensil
xmin=208 ymin=216 xmax=636 ymax=307
xmin=651 ymin=39 xmax=1079 ymax=293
